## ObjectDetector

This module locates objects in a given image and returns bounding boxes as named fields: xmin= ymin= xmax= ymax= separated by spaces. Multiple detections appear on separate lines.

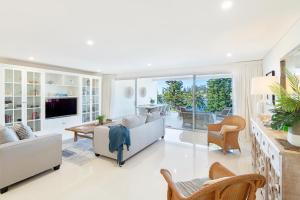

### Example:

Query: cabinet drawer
xmin=261 ymin=134 xmax=269 ymax=155
xmin=269 ymin=144 xmax=280 ymax=175
xmin=255 ymin=130 xmax=262 ymax=144
xmin=251 ymin=123 xmax=256 ymax=134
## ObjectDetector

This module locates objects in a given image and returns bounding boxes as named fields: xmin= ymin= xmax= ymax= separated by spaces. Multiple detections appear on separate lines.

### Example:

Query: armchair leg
xmin=95 ymin=153 xmax=100 ymax=157
xmin=0 ymin=187 xmax=8 ymax=194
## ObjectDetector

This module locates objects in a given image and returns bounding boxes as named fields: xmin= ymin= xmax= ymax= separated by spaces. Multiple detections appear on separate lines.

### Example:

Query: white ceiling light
xmin=147 ymin=63 xmax=152 ymax=66
xmin=221 ymin=1 xmax=233 ymax=10
xmin=226 ymin=53 xmax=232 ymax=57
xmin=86 ymin=40 xmax=94 ymax=46
xmin=28 ymin=56 xmax=35 ymax=61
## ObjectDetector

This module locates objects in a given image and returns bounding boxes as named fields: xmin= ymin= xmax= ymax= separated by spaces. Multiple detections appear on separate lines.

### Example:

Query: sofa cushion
xmin=0 ymin=126 xmax=20 ymax=144
xmin=146 ymin=111 xmax=161 ymax=123
xmin=122 ymin=115 xmax=147 ymax=129
xmin=13 ymin=123 xmax=35 ymax=140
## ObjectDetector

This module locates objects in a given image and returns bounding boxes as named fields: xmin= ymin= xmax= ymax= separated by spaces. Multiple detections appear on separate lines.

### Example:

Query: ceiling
xmin=0 ymin=0 xmax=300 ymax=74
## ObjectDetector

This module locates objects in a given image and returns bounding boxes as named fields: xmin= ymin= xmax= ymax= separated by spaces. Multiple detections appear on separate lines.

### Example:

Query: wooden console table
xmin=251 ymin=118 xmax=300 ymax=200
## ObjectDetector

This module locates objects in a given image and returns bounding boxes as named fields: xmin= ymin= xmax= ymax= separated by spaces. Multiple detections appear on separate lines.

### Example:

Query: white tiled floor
xmin=2 ymin=128 xmax=254 ymax=200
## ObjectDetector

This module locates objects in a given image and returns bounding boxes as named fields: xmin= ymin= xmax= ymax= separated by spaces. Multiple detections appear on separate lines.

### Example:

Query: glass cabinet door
xmin=4 ymin=69 xmax=22 ymax=127
xmin=82 ymin=78 xmax=91 ymax=122
xmin=27 ymin=72 xmax=41 ymax=131
xmin=92 ymin=79 xmax=100 ymax=120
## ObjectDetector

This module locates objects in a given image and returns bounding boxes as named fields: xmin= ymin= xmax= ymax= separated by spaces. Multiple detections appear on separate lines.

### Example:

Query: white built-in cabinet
xmin=82 ymin=78 xmax=100 ymax=123
xmin=0 ymin=64 xmax=101 ymax=132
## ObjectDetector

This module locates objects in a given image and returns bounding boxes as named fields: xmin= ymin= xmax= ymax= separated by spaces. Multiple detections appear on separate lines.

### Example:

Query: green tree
xmin=206 ymin=78 xmax=232 ymax=112
xmin=161 ymin=81 xmax=185 ymax=110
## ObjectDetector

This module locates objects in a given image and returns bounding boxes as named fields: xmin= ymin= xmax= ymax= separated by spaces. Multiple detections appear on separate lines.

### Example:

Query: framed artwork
xmin=266 ymin=70 xmax=276 ymax=105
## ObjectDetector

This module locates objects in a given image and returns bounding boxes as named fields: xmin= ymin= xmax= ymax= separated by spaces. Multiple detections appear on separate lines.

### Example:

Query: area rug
xmin=62 ymin=138 xmax=96 ymax=166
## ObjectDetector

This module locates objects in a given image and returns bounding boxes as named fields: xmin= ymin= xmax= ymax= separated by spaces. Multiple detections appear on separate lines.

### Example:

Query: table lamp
xmin=251 ymin=76 xmax=278 ymax=123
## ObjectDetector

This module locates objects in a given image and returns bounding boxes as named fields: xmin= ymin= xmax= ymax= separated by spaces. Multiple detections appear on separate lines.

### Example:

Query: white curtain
xmin=232 ymin=61 xmax=263 ymax=139
xmin=101 ymin=75 xmax=115 ymax=118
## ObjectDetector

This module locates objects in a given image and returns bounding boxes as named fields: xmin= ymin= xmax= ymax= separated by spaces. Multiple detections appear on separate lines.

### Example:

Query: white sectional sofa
xmin=0 ymin=133 xmax=62 ymax=193
xmin=93 ymin=117 xmax=165 ymax=163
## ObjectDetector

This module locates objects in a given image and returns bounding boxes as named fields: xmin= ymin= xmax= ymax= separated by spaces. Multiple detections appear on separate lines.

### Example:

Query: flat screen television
xmin=46 ymin=98 xmax=77 ymax=118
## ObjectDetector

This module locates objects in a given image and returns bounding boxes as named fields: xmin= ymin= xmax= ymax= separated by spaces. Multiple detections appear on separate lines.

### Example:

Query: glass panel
xmin=5 ymin=83 xmax=13 ymax=96
xmin=34 ymin=108 xmax=41 ymax=120
xmin=27 ymin=97 xmax=34 ymax=108
xmin=27 ymin=72 xmax=34 ymax=84
xmin=27 ymin=84 xmax=34 ymax=96
xmin=194 ymin=75 xmax=233 ymax=129
xmin=5 ymin=97 xmax=13 ymax=109
xmin=35 ymin=97 xmax=41 ymax=107
xmin=27 ymin=72 xmax=41 ymax=131
xmin=14 ymin=84 xmax=22 ymax=96
xmin=35 ymin=120 xmax=41 ymax=131
xmin=34 ymin=73 xmax=41 ymax=84
xmin=14 ymin=110 xmax=22 ymax=122
xmin=14 ymin=97 xmax=22 ymax=109
xmin=14 ymin=70 xmax=21 ymax=83
xmin=155 ymin=76 xmax=193 ymax=130
xmin=5 ymin=69 xmax=13 ymax=82
xmin=27 ymin=121 xmax=34 ymax=131
xmin=5 ymin=110 xmax=13 ymax=124
xmin=27 ymin=109 xmax=34 ymax=120
xmin=82 ymin=78 xmax=91 ymax=122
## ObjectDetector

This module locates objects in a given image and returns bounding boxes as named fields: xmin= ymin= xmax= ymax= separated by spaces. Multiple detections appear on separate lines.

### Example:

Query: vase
xmin=288 ymin=122 xmax=300 ymax=147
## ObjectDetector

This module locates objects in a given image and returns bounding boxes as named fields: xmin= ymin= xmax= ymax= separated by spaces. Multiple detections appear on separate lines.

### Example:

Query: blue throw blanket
xmin=108 ymin=125 xmax=130 ymax=165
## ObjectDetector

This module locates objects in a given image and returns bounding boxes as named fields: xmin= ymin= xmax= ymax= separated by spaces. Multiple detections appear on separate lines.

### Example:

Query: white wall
xmin=110 ymin=79 xmax=136 ymax=118
xmin=137 ymin=78 xmax=158 ymax=105
xmin=263 ymin=18 xmax=300 ymax=74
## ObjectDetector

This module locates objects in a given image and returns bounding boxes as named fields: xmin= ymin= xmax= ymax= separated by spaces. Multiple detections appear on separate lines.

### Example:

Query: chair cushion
xmin=13 ymin=123 xmax=35 ymax=140
xmin=220 ymin=125 xmax=238 ymax=135
xmin=208 ymin=131 xmax=223 ymax=139
xmin=0 ymin=126 xmax=20 ymax=144
xmin=203 ymin=176 xmax=231 ymax=186
xmin=175 ymin=177 xmax=210 ymax=197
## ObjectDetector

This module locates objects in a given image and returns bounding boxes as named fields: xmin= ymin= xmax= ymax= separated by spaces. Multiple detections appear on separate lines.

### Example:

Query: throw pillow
xmin=146 ymin=111 xmax=161 ymax=123
xmin=220 ymin=125 xmax=238 ymax=135
xmin=13 ymin=123 xmax=35 ymax=140
xmin=122 ymin=115 xmax=146 ymax=129
xmin=0 ymin=126 xmax=20 ymax=144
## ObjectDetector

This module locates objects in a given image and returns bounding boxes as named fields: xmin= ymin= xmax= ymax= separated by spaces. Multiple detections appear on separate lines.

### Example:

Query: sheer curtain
xmin=232 ymin=61 xmax=263 ymax=138
xmin=101 ymin=75 xmax=115 ymax=118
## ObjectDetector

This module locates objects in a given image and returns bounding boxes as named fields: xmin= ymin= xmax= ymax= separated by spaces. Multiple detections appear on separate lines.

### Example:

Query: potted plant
xmin=270 ymin=70 xmax=300 ymax=146
xmin=96 ymin=115 xmax=105 ymax=125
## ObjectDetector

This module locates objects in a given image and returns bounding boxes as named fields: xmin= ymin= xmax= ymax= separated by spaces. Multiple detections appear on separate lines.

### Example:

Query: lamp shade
xmin=251 ymin=76 xmax=278 ymax=95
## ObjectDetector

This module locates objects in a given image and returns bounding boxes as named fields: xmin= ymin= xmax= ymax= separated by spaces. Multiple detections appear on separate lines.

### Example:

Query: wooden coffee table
xmin=65 ymin=121 xmax=115 ymax=142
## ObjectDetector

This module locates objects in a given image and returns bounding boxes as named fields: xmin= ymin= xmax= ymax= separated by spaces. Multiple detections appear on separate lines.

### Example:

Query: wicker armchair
xmin=207 ymin=115 xmax=246 ymax=154
xmin=160 ymin=162 xmax=265 ymax=200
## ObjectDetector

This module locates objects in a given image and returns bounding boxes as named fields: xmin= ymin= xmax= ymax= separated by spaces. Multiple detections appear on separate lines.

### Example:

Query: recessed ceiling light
xmin=147 ymin=63 xmax=152 ymax=66
xmin=221 ymin=1 xmax=233 ymax=10
xmin=28 ymin=56 xmax=35 ymax=61
xmin=226 ymin=53 xmax=232 ymax=57
xmin=86 ymin=40 xmax=94 ymax=46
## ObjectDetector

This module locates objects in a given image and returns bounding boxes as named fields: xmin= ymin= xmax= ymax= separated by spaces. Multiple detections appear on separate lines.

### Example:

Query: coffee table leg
xmin=74 ymin=132 xmax=78 ymax=142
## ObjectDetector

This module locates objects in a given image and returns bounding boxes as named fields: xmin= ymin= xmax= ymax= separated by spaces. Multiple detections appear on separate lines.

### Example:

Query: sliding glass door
xmin=194 ymin=75 xmax=233 ymax=130
xmin=111 ymin=74 xmax=233 ymax=131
